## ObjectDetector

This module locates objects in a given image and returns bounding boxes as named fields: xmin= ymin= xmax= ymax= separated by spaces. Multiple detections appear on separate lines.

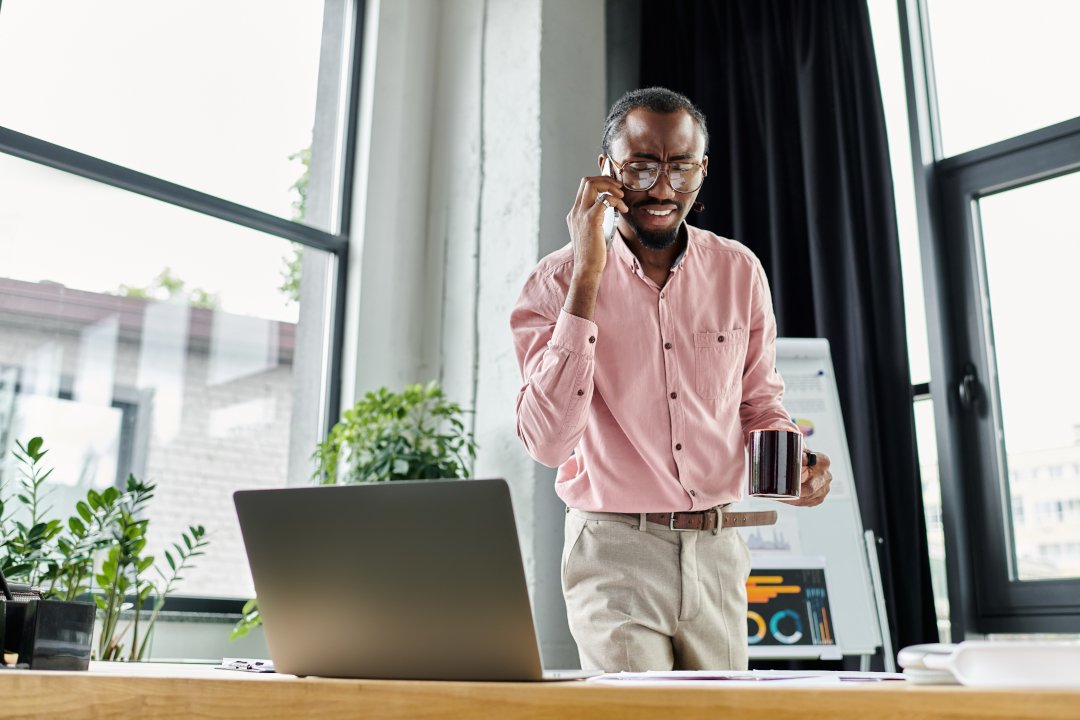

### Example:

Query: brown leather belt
xmin=629 ymin=509 xmax=778 ymax=531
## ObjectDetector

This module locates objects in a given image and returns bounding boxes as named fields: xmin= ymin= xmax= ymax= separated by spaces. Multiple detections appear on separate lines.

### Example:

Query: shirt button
xmin=670 ymin=391 xmax=677 ymax=399
xmin=577 ymin=389 xmax=584 ymax=396
xmin=588 ymin=336 xmax=596 ymax=343
xmin=717 ymin=335 xmax=725 ymax=343
xmin=664 ymin=342 xmax=672 ymax=350
xmin=675 ymin=443 xmax=682 ymax=451
xmin=659 ymin=293 xmax=665 ymax=299
xmin=690 ymin=489 xmax=697 ymax=497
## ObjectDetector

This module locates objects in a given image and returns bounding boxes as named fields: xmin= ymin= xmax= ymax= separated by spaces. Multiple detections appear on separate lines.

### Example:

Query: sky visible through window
xmin=0 ymin=0 xmax=325 ymax=323
xmin=869 ymin=0 xmax=1080 ymax=453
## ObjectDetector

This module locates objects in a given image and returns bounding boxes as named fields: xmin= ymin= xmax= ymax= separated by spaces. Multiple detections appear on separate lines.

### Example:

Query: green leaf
xmin=93 ymin=595 xmax=107 ymax=611
xmin=164 ymin=551 xmax=175 ymax=571
xmin=76 ymin=501 xmax=93 ymax=523
xmin=68 ymin=517 xmax=87 ymax=535
xmin=27 ymin=436 xmax=44 ymax=459
xmin=137 ymin=556 xmax=154 ymax=573
xmin=87 ymin=489 xmax=103 ymax=510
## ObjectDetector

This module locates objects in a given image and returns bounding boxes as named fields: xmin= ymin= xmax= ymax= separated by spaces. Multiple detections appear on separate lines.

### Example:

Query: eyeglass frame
xmin=605 ymin=155 xmax=708 ymax=194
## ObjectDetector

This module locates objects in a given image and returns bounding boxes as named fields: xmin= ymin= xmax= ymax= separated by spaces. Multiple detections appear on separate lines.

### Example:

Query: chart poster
xmin=746 ymin=564 xmax=835 ymax=648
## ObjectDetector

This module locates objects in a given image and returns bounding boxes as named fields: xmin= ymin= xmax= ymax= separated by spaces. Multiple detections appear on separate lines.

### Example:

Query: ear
xmin=701 ymin=155 xmax=709 ymax=176
xmin=597 ymin=154 xmax=607 ymax=173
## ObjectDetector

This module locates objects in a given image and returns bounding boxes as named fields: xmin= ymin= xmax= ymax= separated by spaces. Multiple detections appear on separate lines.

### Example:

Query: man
xmin=510 ymin=87 xmax=832 ymax=672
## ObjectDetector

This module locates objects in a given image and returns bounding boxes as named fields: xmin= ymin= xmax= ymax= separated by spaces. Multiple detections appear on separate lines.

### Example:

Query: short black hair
xmin=601 ymin=87 xmax=709 ymax=156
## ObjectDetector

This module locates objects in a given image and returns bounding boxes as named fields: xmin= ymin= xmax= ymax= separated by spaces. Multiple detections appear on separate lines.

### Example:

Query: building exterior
xmin=0 ymin=277 xmax=295 ymax=598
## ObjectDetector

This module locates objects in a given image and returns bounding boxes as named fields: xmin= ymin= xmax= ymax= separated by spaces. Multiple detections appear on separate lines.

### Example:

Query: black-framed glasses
xmin=607 ymin=156 xmax=707 ymax=193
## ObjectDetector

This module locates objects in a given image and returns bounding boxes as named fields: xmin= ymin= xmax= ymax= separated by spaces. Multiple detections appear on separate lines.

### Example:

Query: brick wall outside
xmin=0 ymin=280 xmax=299 ymax=599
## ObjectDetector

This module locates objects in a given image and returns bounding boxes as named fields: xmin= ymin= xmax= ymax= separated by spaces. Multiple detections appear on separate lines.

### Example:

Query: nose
xmin=647 ymin=169 xmax=677 ymax=201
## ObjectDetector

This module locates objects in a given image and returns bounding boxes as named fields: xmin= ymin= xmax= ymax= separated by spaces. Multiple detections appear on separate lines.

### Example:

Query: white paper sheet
xmin=587 ymin=669 xmax=906 ymax=687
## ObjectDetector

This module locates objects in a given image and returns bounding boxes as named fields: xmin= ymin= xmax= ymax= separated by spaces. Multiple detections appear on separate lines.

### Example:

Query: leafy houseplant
xmin=0 ymin=437 xmax=209 ymax=661
xmin=312 ymin=381 xmax=478 ymax=485
xmin=230 ymin=381 xmax=478 ymax=640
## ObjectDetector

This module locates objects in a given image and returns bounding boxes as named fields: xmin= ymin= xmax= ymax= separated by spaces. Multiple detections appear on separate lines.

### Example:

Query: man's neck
xmin=621 ymin=223 xmax=688 ymax=285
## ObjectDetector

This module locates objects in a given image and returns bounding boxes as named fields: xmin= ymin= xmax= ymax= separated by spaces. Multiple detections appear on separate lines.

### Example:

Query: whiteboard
xmin=729 ymin=338 xmax=883 ymax=659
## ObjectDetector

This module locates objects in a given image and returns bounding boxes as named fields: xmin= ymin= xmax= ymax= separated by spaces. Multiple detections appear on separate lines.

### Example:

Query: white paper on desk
xmin=588 ymin=670 xmax=905 ymax=687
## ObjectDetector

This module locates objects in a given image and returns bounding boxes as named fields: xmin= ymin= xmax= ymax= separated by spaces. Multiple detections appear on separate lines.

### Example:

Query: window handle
xmin=958 ymin=362 xmax=979 ymax=410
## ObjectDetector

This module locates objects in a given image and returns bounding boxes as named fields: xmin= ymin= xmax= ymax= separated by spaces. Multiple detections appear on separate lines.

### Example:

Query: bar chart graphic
xmin=746 ymin=568 xmax=835 ymax=646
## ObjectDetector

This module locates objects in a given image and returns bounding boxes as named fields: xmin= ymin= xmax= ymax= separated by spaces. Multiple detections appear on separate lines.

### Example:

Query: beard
xmin=625 ymin=209 xmax=681 ymax=250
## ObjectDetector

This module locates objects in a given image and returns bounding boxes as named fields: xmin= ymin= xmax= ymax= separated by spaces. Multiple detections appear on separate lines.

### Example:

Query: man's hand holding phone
xmin=562 ymin=162 xmax=628 ymax=321
xmin=566 ymin=169 xmax=628 ymax=276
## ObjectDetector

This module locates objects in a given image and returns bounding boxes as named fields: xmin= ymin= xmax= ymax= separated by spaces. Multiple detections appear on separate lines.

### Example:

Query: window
xmin=0 ymin=1 xmax=329 ymax=225
xmin=0 ymin=1 xmax=361 ymax=603
xmin=893 ymin=0 xmax=1080 ymax=634
xmin=924 ymin=0 xmax=1080 ymax=157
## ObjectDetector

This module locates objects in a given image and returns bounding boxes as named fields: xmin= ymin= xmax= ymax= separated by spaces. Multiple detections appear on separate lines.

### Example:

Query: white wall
xmin=340 ymin=0 xmax=606 ymax=668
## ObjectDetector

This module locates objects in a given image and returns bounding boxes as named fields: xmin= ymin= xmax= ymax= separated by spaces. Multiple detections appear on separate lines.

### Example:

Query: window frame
xmin=0 ymin=0 xmax=367 ymax=614
xmin=897 ymin=0 xmax=1080 ymax=637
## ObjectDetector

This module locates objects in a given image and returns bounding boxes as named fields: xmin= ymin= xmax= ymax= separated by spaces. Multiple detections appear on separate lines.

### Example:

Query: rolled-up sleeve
xmin=510 ymin=270 xmax=597 ymax=467
xmin=739 ymin=257 xmax=798 ymax=436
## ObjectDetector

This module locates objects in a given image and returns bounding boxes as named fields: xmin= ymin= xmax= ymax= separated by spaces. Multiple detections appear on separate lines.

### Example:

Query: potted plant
xmin=0 ymin=437 xmax=209 ymax=664
xmin=230 ymin=381 xmax=477 ymax=640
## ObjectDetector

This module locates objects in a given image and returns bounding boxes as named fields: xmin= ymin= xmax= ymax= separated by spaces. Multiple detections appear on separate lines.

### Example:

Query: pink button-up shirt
xmin=511 ymin=224 xmax=796 ymax=512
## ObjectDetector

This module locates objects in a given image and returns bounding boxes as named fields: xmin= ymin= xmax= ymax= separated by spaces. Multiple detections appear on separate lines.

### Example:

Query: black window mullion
xmin=0 ymin=126 xmax=347 ymax=255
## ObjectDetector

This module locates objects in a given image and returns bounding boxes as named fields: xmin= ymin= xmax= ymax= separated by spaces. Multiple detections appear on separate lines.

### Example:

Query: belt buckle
xmin=669 ymin=512 xmax=695 ymax=532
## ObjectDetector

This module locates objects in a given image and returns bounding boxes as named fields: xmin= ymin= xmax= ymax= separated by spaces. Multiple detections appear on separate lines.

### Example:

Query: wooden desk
xmin=3 ymin=662 xmax=1080 ymax=719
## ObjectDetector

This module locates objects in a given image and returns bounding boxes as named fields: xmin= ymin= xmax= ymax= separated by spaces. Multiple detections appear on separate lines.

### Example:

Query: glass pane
xmin=913 ymin=398 xmax=950 ymax=642
xmin=926 ymin=0 xmax=1080 ymax=157
xmin=0 ymin=0 xmax=326 ymax=223
xmin=867 ymin=0 xmax=932 ymax=385
xmin=0 ymin=153 xmax=332 ymax=598
xmin=978 ymin=170 xmax=1080 ymax=581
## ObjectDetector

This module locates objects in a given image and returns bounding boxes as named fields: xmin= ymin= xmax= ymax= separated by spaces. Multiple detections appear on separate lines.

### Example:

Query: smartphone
xmin=600 ymin=158 xmax=618 ymax=248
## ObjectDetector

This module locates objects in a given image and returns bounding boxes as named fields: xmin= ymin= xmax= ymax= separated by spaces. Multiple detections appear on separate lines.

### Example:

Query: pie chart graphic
xmin=769 ymin=609 xmax=804 ymax=644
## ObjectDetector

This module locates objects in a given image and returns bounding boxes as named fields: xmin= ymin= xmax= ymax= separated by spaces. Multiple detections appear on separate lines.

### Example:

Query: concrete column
xmin=343 ymin=0 xmax=606 ymax=670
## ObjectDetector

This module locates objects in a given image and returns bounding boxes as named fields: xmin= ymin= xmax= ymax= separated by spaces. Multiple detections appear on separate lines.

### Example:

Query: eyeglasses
xmin=607 ymin=156 xmax=706 ymax=193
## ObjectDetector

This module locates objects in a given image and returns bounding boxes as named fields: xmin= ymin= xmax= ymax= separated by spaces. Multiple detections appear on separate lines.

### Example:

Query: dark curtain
xmin=639 ymin=0 xmax=936 ymax=654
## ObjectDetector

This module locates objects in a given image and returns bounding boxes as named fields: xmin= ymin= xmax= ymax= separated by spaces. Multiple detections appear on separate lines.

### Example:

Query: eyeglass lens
xmin=621 ymin=162 xmax=703 ymax=193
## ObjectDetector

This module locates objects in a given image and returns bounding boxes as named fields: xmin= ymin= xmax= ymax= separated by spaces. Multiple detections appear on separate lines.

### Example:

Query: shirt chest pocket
xmin=693 ymin=329 xmax=746 ymax=399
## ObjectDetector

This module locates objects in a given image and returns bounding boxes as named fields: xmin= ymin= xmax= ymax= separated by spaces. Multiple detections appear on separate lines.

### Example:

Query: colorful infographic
xmin=746 ymin=567 xmax=834 ymax=646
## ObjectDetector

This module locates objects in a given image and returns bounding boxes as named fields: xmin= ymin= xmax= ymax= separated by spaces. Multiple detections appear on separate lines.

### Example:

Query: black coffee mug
xmin=747 ymin=428 xmax=803 ymax=499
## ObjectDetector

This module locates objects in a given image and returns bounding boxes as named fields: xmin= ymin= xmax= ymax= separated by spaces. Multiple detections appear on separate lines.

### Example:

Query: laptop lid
xmin=234 ymin=478 xmax=546 ymax=680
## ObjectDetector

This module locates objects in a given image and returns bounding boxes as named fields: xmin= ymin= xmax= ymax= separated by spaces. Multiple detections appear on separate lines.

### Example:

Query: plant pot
xmin=0 ymin=600 xmax=26 ymax=664
xmin=1 ymin=599 xmax=95 ymax=670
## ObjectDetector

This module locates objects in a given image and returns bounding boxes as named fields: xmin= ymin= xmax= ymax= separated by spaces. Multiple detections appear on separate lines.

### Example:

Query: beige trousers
xmin=561 ymin=507 xmax=752 ymax=672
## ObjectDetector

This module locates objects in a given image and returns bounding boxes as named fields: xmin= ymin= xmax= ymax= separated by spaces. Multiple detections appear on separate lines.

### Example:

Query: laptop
xmin=234 ymin=478 xmax=595 ymax=681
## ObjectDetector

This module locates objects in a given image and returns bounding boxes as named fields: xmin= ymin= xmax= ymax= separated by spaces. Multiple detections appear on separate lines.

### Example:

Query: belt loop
xmin=638 ymin=513 xmax=647 ymax=532
xmin=712 ymin=506 xmax=720 ymax=535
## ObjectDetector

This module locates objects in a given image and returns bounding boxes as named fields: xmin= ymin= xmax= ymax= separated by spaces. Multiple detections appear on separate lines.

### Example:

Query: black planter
xmin=1 ymin=599 xmax=95 ymax=670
